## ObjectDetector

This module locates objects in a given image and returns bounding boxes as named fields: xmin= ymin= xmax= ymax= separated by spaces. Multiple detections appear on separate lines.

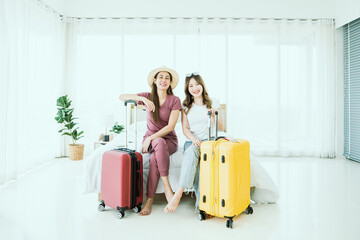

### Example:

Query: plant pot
xmin=103 ymin=135 xmax=110 ymax=142
xmin=69 ymin=144 xmax=84 ymax=161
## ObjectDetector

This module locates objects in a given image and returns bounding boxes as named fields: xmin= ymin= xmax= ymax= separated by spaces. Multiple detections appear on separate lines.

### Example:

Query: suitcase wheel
xmin=133 ymin=205 xmax=142 ymax=213
xmin=117 ymin=211 xmax=125 ymax=219
xmin=245 ymin=205 xmax=253 ymax=214
xmin=226 ymin=219 xmax=233 ymax=229
xmin=198 ymin=211 xmax=207 ymax=221
xmin=98 ymin=201 xmax=105 ymax=212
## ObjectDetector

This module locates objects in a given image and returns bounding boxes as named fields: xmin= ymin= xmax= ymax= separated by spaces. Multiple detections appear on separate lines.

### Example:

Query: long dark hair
xmin=150 ymin=71 xmax=174 ymax=123
xmin=182 ymin=74 xmax=212 ymax=114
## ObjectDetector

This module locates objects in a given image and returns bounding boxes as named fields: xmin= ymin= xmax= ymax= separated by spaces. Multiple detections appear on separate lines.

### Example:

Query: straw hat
xmin=147 ymin=66 xmax=179 ymax=89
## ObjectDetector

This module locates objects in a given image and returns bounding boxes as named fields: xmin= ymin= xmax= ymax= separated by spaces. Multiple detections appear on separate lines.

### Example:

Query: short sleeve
xmin=171 ymin=96 xmax=182 ymax=111
xmin=137 ymin=92 xmax=150 ymax=106
xmin=212 ymin=98 xmax=221 ymax=109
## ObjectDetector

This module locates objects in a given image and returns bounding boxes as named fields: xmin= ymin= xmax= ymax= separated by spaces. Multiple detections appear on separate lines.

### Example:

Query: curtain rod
xmin=63 ymin=17 xmax=327 ymax=21
xmin=32 ymin=1 xmax=333 ymax=24
xmin=34 ymin=0 xmax=63 ymax=18
xmin=62 ymin=16 xmax=333 ymax=23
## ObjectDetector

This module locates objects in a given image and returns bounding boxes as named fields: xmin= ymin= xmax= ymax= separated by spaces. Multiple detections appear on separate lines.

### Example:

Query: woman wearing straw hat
xmin=119 ymin=66 xmax=182 ymax=216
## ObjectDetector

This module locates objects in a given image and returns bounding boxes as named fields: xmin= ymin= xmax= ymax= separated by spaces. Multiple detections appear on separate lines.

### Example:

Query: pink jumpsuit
xmin=137 ymin=92 xmax=182 ymax=198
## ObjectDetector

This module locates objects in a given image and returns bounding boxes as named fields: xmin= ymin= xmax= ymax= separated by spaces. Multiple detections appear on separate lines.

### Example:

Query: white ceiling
xmin=43 ymin=0 xmax=336 ymax=19
xmin=42 ymin=0 xmax=360 ymax=28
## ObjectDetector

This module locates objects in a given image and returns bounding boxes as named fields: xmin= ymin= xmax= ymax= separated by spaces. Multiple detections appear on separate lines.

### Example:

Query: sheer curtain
xmin=0 ymin=0 xmax=65 ymax=186
xmin=223 ymin=19 xmax=336 ymax=157
xmin=66 ymin=17 xmax=336 ymax=157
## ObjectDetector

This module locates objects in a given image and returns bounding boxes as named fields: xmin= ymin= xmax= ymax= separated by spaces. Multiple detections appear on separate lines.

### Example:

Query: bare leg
xmin=161 ymin=176 xmax=174 ymax=203
xmin=139 ymin=198 xmax=153 ymax=216
xmin=164 ymin=187 xmax=184 ymax=213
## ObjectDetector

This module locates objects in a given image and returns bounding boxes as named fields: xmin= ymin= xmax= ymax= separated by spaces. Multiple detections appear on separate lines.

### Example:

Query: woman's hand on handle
xmin=119 ymin=94 xmax=155 ymax=112
xmin=143 ymin=98 xmax=155 ymax=112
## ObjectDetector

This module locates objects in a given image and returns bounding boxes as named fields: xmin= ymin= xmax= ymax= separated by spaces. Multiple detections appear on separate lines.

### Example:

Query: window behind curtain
xmin=344 ymin=17 xmax=360 ymax=162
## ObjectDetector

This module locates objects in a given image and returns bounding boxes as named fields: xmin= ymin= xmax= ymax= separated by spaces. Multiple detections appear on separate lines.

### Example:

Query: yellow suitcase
xmin=199 ymin=112 xmax=253 ymax=228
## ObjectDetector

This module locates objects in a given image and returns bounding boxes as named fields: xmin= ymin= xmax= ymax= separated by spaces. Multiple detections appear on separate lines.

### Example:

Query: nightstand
xmin=94 ymin=141 xmax=109 ymax=150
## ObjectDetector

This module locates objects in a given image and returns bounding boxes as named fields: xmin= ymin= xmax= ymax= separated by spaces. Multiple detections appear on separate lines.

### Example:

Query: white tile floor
xmin=1 ymin=156 xmax=360 ymax=240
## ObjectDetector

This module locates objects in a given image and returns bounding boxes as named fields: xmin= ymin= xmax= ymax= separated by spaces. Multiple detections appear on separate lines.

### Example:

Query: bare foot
xmin=160 ymin=176 xmax=174 ymax=203
xmin=164 ymin=188 xmax=174 ymax=203
xmin=139 ymin=198 xmax=153 ymax=216
xmin=164 ymin=193 xmax=181 ymax=213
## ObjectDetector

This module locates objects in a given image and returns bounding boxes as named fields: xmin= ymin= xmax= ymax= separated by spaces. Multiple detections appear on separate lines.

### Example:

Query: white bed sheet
xmin=82 ymin=123 xmax=186 ymax=195
xmin=83 ymin=122 xmax=279 ymax=203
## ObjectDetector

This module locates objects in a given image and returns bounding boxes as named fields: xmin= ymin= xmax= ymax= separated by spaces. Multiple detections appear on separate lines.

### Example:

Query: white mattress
xmin=82 ymin=121 xmax=279 ymax=203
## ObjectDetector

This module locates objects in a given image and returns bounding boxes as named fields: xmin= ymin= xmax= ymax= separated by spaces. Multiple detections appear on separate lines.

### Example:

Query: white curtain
xmin=224 ymin=19 xmax=336 ymax=157
xmin=0 ymin=0 xmax=66 ymax=186
xmin=66 ymin=17 xmax=336 ymax=157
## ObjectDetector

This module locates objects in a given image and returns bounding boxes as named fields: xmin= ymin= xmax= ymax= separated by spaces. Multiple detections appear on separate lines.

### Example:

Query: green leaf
xmin=65 ymin=122 xmax=76 ymax=130
xmin=66 ymin=100 xmax=72 ymax=108
xmin=64 ymin=115 xmax=72 ymax=123
xmin=58 ymin=128 xmax=67 ymax=133
xmin=57 ymin=95 xmax=67 ymax=108
xmin=64 ymin=108 xmax=74 ymax=113
xmin=55 ymin=116 xmax=62 ymax=123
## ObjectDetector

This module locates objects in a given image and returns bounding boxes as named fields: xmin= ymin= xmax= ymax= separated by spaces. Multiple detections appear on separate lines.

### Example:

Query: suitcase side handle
xmin=113 ymin=147 xmax=135 ymax=153
xmin=215 ymin=136 xmax=226 ymax=141
xmin=137 ymin=172 xmax=142 ymax=197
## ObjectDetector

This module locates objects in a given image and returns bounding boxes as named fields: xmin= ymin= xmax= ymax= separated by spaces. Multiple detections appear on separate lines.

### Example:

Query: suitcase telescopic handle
xmin=215 ymin=111 xmax=218 ymax=139
xmin=207 ymin=110 xmax=219 ymax=140
xmin=124 ymin=100 xmax=137 ymax=149
xmin=208 ymin=111 xmax=211 ymax=140
xmin=124 ymin=100 xmax=137 ymax=107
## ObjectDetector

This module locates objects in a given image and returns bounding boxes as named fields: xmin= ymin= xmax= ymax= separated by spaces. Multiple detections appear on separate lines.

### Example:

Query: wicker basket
xmin=69 ymin=144 xmax=84 ymax=161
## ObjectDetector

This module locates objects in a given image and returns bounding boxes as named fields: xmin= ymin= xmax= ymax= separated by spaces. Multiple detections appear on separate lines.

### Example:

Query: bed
xmin=83 ymin=104 xmax=279 ymax=204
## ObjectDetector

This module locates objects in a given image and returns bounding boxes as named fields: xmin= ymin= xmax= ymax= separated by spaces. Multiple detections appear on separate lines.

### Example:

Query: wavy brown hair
xmin=182 ymin=74 xmax=212 ymax=114
xmin=150 ymin=71 xmax=174 ymax=123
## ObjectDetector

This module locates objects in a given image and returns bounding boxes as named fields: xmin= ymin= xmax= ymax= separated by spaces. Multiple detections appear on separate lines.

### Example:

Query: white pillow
xmin=128 ymin=120 xmax=147 ymax=133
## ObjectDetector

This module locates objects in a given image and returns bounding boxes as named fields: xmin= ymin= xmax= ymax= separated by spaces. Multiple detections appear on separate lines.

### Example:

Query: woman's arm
xmin=141 ymin=109 xmax=180 ymax=153
xmin=119 ymin=94 xmax=155 ymax=112
xmin=181 ymin=110 xmax=202 ymax=147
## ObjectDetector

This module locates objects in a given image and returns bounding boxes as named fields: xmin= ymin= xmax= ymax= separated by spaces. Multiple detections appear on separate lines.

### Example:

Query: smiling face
xmin=188 ymin=78 xmax=203 ymax=98
xmin=154 ymin=71 xmax=171 ymax=90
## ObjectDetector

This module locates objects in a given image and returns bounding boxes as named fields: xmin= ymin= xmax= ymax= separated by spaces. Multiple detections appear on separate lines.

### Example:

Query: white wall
xmin=43 ymin=0 xmax=336 ymax=19
xmin=335 ymin=0 xmax=360 ymax=28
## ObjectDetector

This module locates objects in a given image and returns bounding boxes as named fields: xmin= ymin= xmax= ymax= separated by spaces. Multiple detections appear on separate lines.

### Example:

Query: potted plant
xmin=109 ymin=122 xmax=125 ymax=135
xmin=55 ymin=95 xmax=84 ymax=161
xmin=101 ymin=122 xmax=125 ymax=142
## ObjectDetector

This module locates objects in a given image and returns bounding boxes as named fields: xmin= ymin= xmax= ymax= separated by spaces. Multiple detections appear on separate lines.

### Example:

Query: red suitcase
xmin=98 ymin=100 xmax=143 ymax=219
